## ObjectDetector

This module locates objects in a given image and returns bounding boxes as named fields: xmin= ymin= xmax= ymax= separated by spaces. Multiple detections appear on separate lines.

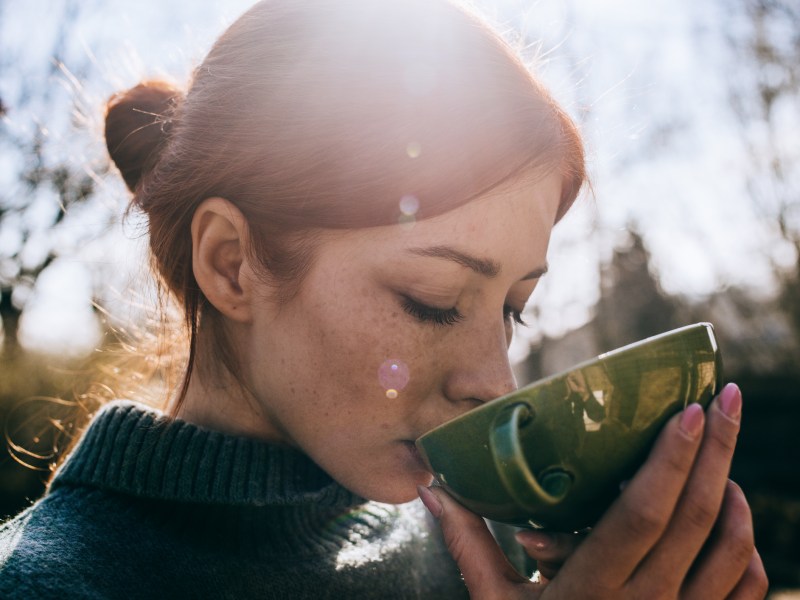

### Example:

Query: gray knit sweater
xmin=0 ymin=401 xmax=470 ymax=599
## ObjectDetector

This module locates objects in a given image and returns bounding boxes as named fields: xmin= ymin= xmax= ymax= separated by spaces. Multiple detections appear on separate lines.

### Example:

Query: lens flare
xmin=378 ymin=359 xmax=410 ymax=397
xmin=398 ymin=195 xmax=419 ymax=229
xmin=399 ymin=195 xmax=419 ymax=216
xmin=406 ymin=141 xmax=422 ymax=159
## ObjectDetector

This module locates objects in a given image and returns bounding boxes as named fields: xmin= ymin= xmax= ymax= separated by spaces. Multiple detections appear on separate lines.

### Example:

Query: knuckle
xmin=722 ymin=491 xmax=756 ymax=561
xmin=708 ymin=428 xmax=738 ymax=454
xmin=681 ymin=496 xmax=719 ymax=532
xmin=621 ymin=502 xmax=668 ymax=539
xmin=706 ymin=418 xmax=739 ymax=454
xmin=713 ymin=515 xmax=756 ymax=576
xmin=663 ymin=440 xmax=694 ymax=478
xmin=727 ymin=526 xmax=755 ymax=567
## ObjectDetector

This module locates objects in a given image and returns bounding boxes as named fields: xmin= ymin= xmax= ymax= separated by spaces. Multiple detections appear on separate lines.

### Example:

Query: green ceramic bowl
xmin=416 ymin=323 xmax=722 ymax=531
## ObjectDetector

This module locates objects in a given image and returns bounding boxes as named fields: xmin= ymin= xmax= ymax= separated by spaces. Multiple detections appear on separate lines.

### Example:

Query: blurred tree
xmin=725 ymin=0 xmax=800 ymax=334
xmin=0 ymin=0 xmax=112 ymax=359
xmin=597 ymin=230 xmax=679 ymax=349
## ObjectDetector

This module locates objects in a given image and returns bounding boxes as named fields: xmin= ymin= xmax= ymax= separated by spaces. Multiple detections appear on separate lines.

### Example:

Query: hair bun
xmin=105 ymin=80 xmax=181 ymax=192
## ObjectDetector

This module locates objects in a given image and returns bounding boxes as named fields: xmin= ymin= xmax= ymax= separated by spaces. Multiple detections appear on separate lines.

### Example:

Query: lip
xmin=401 ymin=440 xmax=430 ymax=473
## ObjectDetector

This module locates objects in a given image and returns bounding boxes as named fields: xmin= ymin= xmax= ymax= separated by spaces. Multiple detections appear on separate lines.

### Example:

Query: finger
xmin=516 ymin=530 xmax=584 ymax=582
xmin=726 ymin=549 xmax=769 ymax=600
xmin=515 ymin=529 xmax=587 ymax=565
xmin=418 ymin=485 xmax=531 ymax=597
xmin=638 ymin=384 xmax=742 ymax=588
xmin=535 ymin=562 xmax=560 ymax=583
xmin=681 ymin=481 xmax=759 ymax=600
xmin=560 ymin=405 xmax=705 ymax=590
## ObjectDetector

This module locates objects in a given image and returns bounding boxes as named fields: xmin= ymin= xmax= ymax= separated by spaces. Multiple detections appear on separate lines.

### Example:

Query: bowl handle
xmin=489 ymin=403 xmax=571 ymax=510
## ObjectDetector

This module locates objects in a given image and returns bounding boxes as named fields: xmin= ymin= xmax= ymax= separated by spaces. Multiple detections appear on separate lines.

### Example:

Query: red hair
xmin=105 ymin=0 xmax=586 ymax=407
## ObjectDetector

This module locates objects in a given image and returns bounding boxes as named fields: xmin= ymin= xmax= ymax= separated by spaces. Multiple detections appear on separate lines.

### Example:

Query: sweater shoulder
xmin=0 ymin=487 xmax=136 ymax=599
xmin=0 ymin=492 xmax=72 ymax=600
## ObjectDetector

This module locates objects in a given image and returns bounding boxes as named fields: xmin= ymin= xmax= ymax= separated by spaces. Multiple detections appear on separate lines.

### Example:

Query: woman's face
xmin=242 ymin=170 xmax=563 ymax=503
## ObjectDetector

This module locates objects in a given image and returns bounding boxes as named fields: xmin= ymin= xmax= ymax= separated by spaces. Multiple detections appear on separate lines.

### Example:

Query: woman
xmin=0 ymin=0 xmax=767 ymax=598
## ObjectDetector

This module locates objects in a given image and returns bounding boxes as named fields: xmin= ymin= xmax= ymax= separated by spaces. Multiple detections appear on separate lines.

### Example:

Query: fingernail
xmin=418 ymin=485 xmax=443 ymax=519
xmin=515 ymin=530 xmax=553 ymax=551
xmin=679 ymin=403 xmax=704 ymax=438
xmin=718 ymin=383 xmax=742 ymax=421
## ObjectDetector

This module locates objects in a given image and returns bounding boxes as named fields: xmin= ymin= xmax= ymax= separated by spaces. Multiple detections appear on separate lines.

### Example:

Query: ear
xmin=191 ymin=197 xmax=257 ymax=323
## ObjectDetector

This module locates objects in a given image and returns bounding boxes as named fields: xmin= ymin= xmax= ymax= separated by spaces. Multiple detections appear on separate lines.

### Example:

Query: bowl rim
xmin=417 ymin=321 xmax=719 ymax=442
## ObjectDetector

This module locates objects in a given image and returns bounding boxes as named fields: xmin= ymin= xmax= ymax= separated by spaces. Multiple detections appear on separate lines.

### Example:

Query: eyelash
xmin=400 ymin=296 xmax=528 ymax=328
xmin=400 ymin=296 xmax=463 ymax=326
xmin=504 ymin=305 xmax=528 ymax=327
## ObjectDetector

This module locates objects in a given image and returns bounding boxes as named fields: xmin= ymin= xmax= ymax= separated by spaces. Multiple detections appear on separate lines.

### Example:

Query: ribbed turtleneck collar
xmin=50 ymin=401 xmax=363 ymax=509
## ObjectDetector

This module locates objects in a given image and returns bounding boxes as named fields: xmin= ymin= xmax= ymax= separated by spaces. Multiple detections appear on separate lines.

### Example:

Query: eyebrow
xmin=406 ymin=245 xmax=548 ymax=281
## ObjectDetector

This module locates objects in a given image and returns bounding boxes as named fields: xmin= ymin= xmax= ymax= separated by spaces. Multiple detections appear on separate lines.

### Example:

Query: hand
xmin=514 ymin=529 xmax=587 ymax=583
xmin=417 ymin=383 xmax=769 ymax=599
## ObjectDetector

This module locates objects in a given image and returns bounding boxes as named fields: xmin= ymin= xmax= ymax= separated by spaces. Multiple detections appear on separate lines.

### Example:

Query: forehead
xmin=315 ymin=169 xmax=562 ymax=271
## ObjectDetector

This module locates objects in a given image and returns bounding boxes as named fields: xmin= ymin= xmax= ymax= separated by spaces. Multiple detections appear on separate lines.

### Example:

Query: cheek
xmin=313 ymin=292 xmax=439 ymax=402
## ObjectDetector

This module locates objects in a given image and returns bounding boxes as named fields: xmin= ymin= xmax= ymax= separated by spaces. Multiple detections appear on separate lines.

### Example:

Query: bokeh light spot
xmin=399 ymin=195 xmax=419 ymax=216
xmin=378 ymin=358 xmax=410 ymax=394
xmin=406 ymin=141 xmax=422 ymax=159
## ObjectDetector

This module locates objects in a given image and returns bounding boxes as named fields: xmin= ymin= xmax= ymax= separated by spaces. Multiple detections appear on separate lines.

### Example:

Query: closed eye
xmin=400 ymin=295 xmax=463 ymax=327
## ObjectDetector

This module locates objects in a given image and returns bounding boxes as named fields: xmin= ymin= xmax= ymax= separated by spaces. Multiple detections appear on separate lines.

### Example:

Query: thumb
xmin=418 ymin=485 xmax=532 ymax=599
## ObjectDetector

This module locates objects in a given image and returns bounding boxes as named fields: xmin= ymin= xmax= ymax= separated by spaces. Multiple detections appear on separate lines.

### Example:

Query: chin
xmin=356 ymin=471 xmax=435 ymax=505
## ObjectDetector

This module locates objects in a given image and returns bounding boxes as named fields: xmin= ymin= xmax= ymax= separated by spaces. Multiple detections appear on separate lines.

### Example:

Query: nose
xmin=442 ymin=318 xmax=518 ymax=405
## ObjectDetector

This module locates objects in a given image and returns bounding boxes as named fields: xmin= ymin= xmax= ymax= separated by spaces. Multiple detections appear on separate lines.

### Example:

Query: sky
xmin=0 ymin=0 xmax=797 ymax=359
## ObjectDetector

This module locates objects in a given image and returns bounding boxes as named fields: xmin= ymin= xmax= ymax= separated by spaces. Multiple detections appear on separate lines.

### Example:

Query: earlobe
xmin=191 ymin=197 xmax=254 ymax=323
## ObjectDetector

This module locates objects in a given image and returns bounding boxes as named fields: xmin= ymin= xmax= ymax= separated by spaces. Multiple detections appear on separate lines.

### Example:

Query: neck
xmin=167 ymin=326 xmax=292 ymax=446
